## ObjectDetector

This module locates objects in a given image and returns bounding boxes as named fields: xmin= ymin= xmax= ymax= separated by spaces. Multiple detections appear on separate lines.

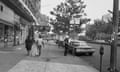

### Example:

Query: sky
xmin=41 ymin=0 xmax=114 ymax=21
xmin=41 ymin=0 xmax=64 ymax=18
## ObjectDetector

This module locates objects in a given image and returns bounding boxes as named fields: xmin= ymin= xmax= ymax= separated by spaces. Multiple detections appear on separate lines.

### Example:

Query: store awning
xmin=1 ymin=0 xmax=36 ymax=22
xmin=0 ymin=19 xmax=14 ymax=26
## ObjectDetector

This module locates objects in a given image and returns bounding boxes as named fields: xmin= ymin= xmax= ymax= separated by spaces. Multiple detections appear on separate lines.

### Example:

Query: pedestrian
xmin=64 ymin=37 xmax=69 ymax=56
xmin=25 ymin=36 xmax=33 ymax=56
xmin=36 ymin=35 xmax=44 ymax=56
xmin=30 ymin=39 xmax=39 ymax=56
xmin=34 ymin=30 xmax=39 ymax=42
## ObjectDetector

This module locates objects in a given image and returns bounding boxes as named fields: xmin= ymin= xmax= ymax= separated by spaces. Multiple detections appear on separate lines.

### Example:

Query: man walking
xmin=37 ymin=35 xmax=44 ymax=56
xmin=64 ymin=37 xmax=69 ymax=56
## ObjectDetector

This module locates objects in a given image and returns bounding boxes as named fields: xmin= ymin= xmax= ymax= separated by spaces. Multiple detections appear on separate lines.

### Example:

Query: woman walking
xmin=30 ymin=39 xmax=39 ymax=56
xmin=25 ymin=36 xmax=33 ymax=56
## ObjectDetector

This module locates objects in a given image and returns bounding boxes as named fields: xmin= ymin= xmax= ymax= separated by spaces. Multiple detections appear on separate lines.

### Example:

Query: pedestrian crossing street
xmin=8 ymin=60 xmax=99 ymax=72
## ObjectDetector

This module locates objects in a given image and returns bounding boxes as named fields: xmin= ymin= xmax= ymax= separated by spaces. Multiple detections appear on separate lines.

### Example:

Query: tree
xmin=50 ymin=0 xmax=90 ymax=34
xmin=86 ymin=19 xmax=113 ymax=40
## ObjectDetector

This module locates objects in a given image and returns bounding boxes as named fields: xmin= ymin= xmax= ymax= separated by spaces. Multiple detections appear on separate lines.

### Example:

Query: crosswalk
xmin=8 ymin=60 xmax=99 ymax=72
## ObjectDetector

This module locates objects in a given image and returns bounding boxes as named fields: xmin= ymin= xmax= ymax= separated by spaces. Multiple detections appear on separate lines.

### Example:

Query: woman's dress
xmin=30 ymin=43 xmax=38 ymax=56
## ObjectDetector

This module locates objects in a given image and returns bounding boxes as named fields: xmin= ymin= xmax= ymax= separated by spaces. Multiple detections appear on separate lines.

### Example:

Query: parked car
xmin=69 ymin=40 xmax=95 ymax=56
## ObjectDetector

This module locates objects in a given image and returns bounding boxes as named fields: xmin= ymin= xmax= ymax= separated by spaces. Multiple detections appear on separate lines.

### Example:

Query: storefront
xmin=0 ymin=0 xmax=36 ymax=48
xmin=0 ymin=19 xmax=14 ymax=47
xmin=0 ymin=1 xmax=15 ymax=47
xmin=0 ymin=24 xmax=4 ymax=47
xmin=20 ymin=18 xmax=33 ymax=44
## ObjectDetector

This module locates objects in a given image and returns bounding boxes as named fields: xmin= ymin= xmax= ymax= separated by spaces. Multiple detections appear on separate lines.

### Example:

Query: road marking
xmin=8 ymin=60 xmax=99 ymax=72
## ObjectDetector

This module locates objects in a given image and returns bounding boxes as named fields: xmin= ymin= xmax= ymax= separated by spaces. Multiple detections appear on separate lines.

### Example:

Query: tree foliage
xmin=50 ymin=0 xmax=90 ymax=34
xmin=86 ymin=19 xmax=113 ymax=40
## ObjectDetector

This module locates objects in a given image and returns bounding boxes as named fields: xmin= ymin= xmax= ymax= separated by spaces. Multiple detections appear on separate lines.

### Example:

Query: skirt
xmin=30 ymin=43 xmax=39 ymax=56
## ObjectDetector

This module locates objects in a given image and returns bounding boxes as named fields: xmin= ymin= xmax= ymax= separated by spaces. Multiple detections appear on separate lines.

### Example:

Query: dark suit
xmin=64 ymin=38 xmax=69 ymax=56
xmin=25 ymin=37 xmax=33 ymax=55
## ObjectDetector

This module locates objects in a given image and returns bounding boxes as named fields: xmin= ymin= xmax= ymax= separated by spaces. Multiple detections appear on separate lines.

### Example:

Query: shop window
xmin=0 ymin=5 xmax=3 ymax=12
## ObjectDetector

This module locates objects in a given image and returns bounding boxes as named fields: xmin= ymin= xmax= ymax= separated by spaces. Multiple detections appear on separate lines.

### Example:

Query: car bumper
xmin=76 ymin=48 xmax=95 ymax=53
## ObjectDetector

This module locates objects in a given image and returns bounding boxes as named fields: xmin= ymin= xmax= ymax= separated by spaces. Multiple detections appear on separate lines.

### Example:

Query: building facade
xmin=0 ymin=0 xmax=36 ymax=48
xmin=0 ymin=1 xmax=15 ymax=47
xmin=22 ymin=0 xmax=41 ymax=22
xmin=22 ymin=0 xmax=51 ymax=34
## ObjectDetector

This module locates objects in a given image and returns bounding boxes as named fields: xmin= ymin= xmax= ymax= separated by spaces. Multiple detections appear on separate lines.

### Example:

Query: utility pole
xmin=109 ymin=0 xmax=119 ymax=72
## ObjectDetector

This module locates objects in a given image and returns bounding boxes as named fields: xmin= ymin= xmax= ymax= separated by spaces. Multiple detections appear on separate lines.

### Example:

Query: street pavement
xmin=80 ymin=42 xmax=120 ymax=72
xmin=0 ymin=41 xmax=99 ymax=72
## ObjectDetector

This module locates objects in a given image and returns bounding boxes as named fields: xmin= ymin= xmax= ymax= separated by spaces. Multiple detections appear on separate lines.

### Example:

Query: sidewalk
xmin=0 ymin=44 xmax=26 ymax=72
xmin=0 ymin=43 xmax=25 ymax=51
xmin=8 ymin=41 xmax=99 ymax=72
